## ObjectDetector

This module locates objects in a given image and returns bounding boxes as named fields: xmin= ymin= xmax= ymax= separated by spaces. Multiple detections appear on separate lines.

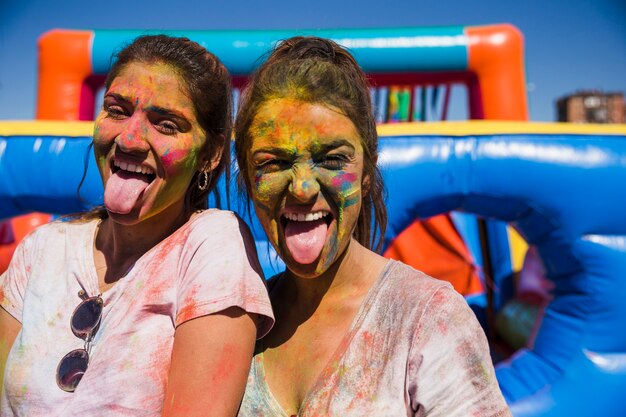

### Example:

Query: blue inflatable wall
xmin=1 ymin=121 xmax=625 ymax=416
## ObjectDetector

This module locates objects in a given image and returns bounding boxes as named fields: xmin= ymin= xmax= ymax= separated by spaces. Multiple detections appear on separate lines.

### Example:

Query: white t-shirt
xmin=239 ymin=261 xmax=510 ymax=417
xmin=0 ymin=209 xmax=274 ymax=416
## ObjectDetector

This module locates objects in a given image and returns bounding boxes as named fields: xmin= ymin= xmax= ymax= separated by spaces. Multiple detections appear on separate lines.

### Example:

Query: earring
xmin=197 ymin=170 xmax=210 ymax=191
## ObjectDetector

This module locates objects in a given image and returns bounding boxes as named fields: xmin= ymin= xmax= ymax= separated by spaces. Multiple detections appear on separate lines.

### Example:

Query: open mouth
xmin=282 ymin=211 xmax=330 ymax=223
xmin=103 ymin=159 xmax=157 ymax=215
xmin=280 ymin=210 xmax=333 ymax=233
xmin=111 ymin=160 xmax=156 ymax=183
xmin=280 ymin=210 xmax=333 ymax=264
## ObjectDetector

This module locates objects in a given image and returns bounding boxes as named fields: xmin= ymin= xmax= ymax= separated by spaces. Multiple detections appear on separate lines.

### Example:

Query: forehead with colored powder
xmin=249 ymin=98 xmax=362 ymax=154
xmin=109 ymin=62 xmax=195 ymax=120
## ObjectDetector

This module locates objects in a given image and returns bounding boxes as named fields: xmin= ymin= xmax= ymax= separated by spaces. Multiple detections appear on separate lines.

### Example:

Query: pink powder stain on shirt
xmin=362 ymin=330 xmax=374 ymax=346
xmin=437 ymin=319 xmax=450 ymax=336
xmin=177 ymin=285 xmax=201 ymax=324
xmin=136 ymin=225 xmax=192 ymax=305
xmin=139 ymin=266 xmax=169 ymax=298
xmin=456 ymin=339 xmax=490 ymax=386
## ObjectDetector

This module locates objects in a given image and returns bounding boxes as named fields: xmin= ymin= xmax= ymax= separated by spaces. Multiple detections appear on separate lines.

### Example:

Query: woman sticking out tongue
xmin=1 ymin=35 xmax=274 ymax=417
xmin=234 ymin=36 xmax=511 ymax=417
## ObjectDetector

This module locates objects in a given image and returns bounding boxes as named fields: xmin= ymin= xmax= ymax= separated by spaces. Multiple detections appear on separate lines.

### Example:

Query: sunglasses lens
xmin=57 ymin=349 xmax=89 ymax=392
xmin=71 ymin=298 xmax=103 ymax=339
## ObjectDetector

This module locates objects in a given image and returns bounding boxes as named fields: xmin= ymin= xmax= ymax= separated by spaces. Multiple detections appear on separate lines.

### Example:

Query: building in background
xmin=557 ymin=91 xmax=625 ymax=123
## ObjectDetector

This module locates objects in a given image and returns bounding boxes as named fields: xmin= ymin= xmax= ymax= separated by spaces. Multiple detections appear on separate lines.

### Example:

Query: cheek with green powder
xmin=328 ymin=171 xmax=361 ymax=208
xmin=252 ymin=170 xmax=287 ymax=213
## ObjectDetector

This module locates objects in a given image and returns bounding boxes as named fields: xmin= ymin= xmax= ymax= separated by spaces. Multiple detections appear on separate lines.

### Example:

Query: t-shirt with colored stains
xmin=238 ymin=260 xmax=510 ymax=417
xmin=0 ymin=209 xmax=274 ymax=416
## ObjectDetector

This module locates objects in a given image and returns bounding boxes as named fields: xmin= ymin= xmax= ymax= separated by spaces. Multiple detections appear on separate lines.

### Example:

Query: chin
xmin=280 ymin=240 xmax=346 ymax=279
xmin=285 ymin=261 xmax=326 ymax=279
xmin=105 ymin=208 xmax=143 ymax=226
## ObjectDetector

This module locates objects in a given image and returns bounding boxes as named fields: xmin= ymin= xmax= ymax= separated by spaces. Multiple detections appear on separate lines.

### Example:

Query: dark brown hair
xmin=234 ymin=36 xmax=387 ymax=251
xmin=82 ymin=34 xmax=232 ymax=219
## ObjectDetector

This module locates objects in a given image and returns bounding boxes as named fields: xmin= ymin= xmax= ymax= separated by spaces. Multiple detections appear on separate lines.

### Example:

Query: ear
xmin=362 ymin=173 xmax=371 ymax=195
xmin=362 ymin=154 xmax=376 ymax=195
xmin=199 ymin=134 xmax=225 ymax=172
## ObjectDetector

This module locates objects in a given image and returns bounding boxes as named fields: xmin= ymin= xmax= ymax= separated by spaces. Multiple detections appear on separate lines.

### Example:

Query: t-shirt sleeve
xmin=0 ymin=236 xmax=32 ymax=322
xmin=174 ymin=212 xmax=274 ymax=338
xmin=408 ymin=286 xmax=511 ymax=417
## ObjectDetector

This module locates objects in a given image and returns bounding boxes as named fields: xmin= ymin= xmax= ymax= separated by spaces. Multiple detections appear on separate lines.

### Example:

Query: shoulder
xmin=187 ymin=209 xmax=249 ymax=236
xmin=377 ymin=260 xmax=473 ymax=326
xmin=393 ymin=263 xmax=482 ymax=347
xmin=181 ymin=210 xmax=257 ymax=264
xmin=383 ymin=260 xmax=455 ymax=303
xmin=16 ymin=218 xmax=92 ymax=249
xmin=185 ymin=210 xmax=255 ymax=251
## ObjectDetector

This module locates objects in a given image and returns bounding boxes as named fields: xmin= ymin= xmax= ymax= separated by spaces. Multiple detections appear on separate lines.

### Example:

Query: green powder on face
xmin=252 ymin=119 xmax=276 ymax=139
xmin=337 ymin=195 xmax=345 ymax=225
xmin=256 ymin=180 xmax=271 ymax=196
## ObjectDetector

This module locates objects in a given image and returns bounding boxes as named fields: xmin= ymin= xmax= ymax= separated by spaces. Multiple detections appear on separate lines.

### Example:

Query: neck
xmin=284 ymin=239 xmax=376 ymax=308
xmin=95 ymin=207 xmax=189 ymax=277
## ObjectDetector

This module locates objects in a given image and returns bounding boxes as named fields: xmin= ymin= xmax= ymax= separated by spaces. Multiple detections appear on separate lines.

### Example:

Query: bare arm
xmin=0 ymin=306 xmax=20 ymax=394
xmin=162 ymin=306 xmax=257 ymax=417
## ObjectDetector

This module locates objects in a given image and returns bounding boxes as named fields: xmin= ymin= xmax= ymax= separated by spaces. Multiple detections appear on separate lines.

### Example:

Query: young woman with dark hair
xmin=0 ymin=35 xmax=273 ymax=417
xmin=235 ymin=36 xmax=509 ymax=417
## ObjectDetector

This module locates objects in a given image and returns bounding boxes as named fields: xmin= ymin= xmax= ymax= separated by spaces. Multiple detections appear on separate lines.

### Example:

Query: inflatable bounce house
xmin=1 ymin=25 xmax=625 ymax=416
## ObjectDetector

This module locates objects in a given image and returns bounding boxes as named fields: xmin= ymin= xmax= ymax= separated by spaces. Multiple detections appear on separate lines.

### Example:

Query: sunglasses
xmin=56 ymin=290 xmax=103 ymax=392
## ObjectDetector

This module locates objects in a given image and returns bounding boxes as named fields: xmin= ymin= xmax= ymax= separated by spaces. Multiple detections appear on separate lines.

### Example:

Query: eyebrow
xmin=144 ymin=105 xmax=188 ymax=122
xmin=311 ymin=139 xmax=356 ymax=155
xmin=251 ymin=147 xmax=296 ymax=159
xmin=104 ymin=93 xmax=192 ymax=129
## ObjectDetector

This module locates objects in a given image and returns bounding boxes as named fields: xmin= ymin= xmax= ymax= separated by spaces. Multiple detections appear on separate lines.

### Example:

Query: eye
xmin=256 ymin=158 xmax=290 ymax=173
xmin=155 ymin=120 xmax=180 ymax=135
xmin=317 ymin=154 xmax=348 ymax=170
xmin=104 ymin=103 xmax=128 ymax=120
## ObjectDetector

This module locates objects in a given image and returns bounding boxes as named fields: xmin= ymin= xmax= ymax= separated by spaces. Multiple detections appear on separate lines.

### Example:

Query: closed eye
xmin=317 ymin=154 xmax=349 ymax=170
xmin=256 ymin=158 xmax=291 ymax=173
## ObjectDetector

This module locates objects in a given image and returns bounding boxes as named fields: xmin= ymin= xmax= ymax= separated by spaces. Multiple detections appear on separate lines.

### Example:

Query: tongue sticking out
xmin=284 ymin=218 xmax=328 ymax=264
xmin=104 ymin=170 xmax=151 ymax=214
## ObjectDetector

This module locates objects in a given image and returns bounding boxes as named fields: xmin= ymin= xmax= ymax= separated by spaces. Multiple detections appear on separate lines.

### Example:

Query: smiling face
xmin=246 ymin=98 xmax=364 ymax=278
xmin=93 ymin=61 xmax=207 ymax=226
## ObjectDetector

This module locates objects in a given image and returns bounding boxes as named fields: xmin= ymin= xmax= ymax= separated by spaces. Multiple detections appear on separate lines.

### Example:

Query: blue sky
xmin=0 ymin=0 xmax=624 ymax=122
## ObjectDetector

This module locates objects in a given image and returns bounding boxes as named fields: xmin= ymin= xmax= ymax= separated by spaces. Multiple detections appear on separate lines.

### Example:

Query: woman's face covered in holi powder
xmin=93 ymin=61 xmax=206 ymax=225
xmin=247 ymin=98 xmax=364 ymax=278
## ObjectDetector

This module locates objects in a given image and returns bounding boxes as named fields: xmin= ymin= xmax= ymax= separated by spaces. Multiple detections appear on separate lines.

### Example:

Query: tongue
xmin=284 ymin=218 xmax=328 ymax=264
xmin=104 ymin=170 xmax=151 ymax=214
